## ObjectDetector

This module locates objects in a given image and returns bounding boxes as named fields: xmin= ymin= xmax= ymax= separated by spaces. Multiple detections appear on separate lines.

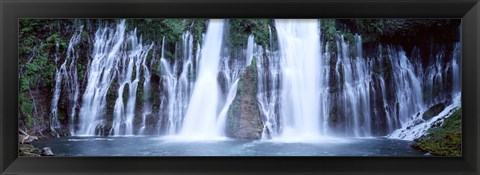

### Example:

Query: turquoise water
xmin=32 ymin=136 xmax=428 ymax=156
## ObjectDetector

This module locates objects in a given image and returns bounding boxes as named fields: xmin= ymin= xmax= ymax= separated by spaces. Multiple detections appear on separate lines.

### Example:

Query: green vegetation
xmin=126 ymin=19 xmax=193 ymax=43
xmin=19 ymin=19 xmax=75 ymax=132
xmin=321 ymin=19 xmax=337 ymax=42
xmin=414 ymin=108 xmax=462 ymax=156
xmin=227 ymin=19 xmax=271 ymax=48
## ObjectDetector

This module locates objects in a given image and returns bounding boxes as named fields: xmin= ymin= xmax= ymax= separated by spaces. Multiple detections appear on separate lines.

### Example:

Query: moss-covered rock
xmin=226 ymin=58 xmax=263 ymax=139
xmin=19 ymin=144 xmax=40 ymax=156
xmin=413 ymin=108 xmax=462 ymax=156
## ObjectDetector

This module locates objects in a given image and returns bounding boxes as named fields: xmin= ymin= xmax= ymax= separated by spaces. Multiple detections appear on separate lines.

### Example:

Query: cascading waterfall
xmin=50 ymin=43 xmax=63 ymax=136
xmin=178 ymin=19 xmax=226 ymax=139
xmin=77 ymin=21 xmax=126 ymax=136
xmin=257 ymin=25 xmax=435 ymax=139
xmin=451 ymin=42 xmax=461 ymax=94
xmin=50 ymin=42 xmax=63 ymax=134
xmin=175 ymin=19 xmax=253 ymax=139
xmin=78 ymin=20 xmax=153 ymax=136
xmin=44 ymin=19 xmax=459 ymax=140
xmin=388 ymin=42 xmax=462 ymax=140
xmin=245 ymin=35 xmax=256 ymax=67
xmin=275 ymin=19 xmax=324 ymax=140
xmin=138 ymin=47 xmax=153 ymax=135
xmin=335 ymin=34 xmax=373 ymax=137
xmin=257 ymin=41 xmax=280 ymax=139
xmin=388 ymin=46 xmax=424 ymax=125
xmin=217 ymin=50 xmax=241 ymax=133
xmin=110 ymin=29 xmax=153 ymax=136
xmin=159 ymin=32 xmax=195 ymax=135
xmin=258 ymin=26 xmax=282 ymax=139
xmin=50 ymin=25 xmax=83 ymax=136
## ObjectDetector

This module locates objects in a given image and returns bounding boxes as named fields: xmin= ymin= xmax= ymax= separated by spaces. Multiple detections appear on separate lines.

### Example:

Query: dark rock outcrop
xmin=423 ymin=103 xmax=446 ymax=120
xmin=226 ymin=59 xmax=263 ymax=139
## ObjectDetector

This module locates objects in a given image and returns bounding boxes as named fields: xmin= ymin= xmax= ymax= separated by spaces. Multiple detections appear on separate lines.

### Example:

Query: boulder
xmin=226 ymin=58 xmax=263 ymax=139
xmin=40 ymin=147 xmax=54 ymax=156
xmin=422 ymin=103 xmax=446 ymax=120
xmin=19 ymin=130 xmax=39 ymax=144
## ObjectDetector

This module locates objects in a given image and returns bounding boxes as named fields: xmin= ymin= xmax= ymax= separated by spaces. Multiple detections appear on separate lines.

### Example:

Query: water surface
xmin=33 ymin=136 xmax=428 ymax=156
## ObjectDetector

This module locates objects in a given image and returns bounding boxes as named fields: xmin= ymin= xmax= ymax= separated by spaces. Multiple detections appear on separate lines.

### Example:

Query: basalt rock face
xmin=423 ymin=103 xmax=447 ymax=120
xmin=226 ymin=60 xmax=263 ymax=139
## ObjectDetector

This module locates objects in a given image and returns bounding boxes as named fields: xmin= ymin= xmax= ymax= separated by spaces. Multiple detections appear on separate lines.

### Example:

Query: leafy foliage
xmin=19 ymin=19 xmax=82 ymax=132
xmin=321 ymin=19 xmax=337 ymax=42
xmin=227 ymin=19 xmax=271 ymax=48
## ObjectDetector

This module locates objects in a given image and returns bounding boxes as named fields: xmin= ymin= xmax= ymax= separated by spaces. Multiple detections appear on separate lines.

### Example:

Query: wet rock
xmin=423 ymin=103 xmax=446 ymax=120
xmin=41 ymin=147 xmax=54 ymax=156
xmin=19 ymin=130 xmax=39 ymax=144
xmin=412 ymin=118 xmax=425 ymax=126
xmin=226 ymin=60 xmax=263 ymax=139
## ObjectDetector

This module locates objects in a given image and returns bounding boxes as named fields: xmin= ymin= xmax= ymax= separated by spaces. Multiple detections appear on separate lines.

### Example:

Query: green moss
xmin=26 ymin=115 xmax=35 ymax=130
xmin=414 ymin=108 xmax=462 ymax=156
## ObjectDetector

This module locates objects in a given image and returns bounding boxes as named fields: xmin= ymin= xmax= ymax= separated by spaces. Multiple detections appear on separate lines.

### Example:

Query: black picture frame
xmin=1 ymin=0 xmax=479 ymax=174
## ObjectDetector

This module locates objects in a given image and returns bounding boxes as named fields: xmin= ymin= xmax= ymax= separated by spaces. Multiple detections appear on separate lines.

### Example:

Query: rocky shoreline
xmin=19 ymin=130 xmax=54 ymax=156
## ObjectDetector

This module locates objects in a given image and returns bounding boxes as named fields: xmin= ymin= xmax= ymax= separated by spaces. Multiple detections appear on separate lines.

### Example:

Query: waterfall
xmin=335 ymin=34 xmax=373 ymax=137
xmin=178 ymin=19 xmax=226 ymax=139
xmin=50 ymin=25 xmax=84 ymax=136
xmin=46 ymin=19 xmax=459 ymax=140
xmin=77 ymin=21 xmax=126 ymax=136
xmin=451 ymin=42 xmax=461 ymax=94
xmin=245 ymin=35 xmax=255 ymax=67
xmin=257 ymin=47 xmax=280 ymax=139
xmin=110 ymin=29 xmax=153 ymax=136
xmin=258 ymin=23 xmax=431 ymax=139
xmin=388 ymin=46 xmax=424 ymax=125
xmin=388 ymin=42 xmax=462 ymax=140
xmin=138 ymin=47 xmax=153 ymax=135
xmin=78 ymin=20 xmax=153 ymax=136
xmin=50 ymin=43 xmax=64 ymax=136
xmin=158 ymin=31 xmax=195 ymax=135
xmin=275 ymin=19 xmax=323 ymax=140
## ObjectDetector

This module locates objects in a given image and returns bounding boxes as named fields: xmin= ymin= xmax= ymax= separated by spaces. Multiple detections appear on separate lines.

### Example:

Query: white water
xmin=78 ymin=21 xmax=153 ymax=136
xmin=389 ymin=42 xmax=462 ymax=140
xmin=55 ymin=19 xmax=460 ymax=140
xmin=138 ymin=44 xmax=153 ymax=135
xmin=389 ymin=93 xmax=461 ymax=140
xmin=77 ymin=21 xmax=126 ymax=136
xmin=258 ymin=26 xmax=281 ymax=139
xmin=257 ymin=27 xmax=438 ymax=139
xmin=335 ymin=34 xmax=373 ymax=137
xmin=451 ymin=42 xmax=461 ymax=94
xmin=50 ymin=43 xmax=64 ymax=136
xmin=275 ymin=19 xmax=323 ymax=140
xmin=389 ymin=47 xmax=425 ymax=125
xmin=159 ymin=32 xmax=196 ymax=135
xmin=178 ymin=19 xmax=226 ymax=139
xmin=50 ymin=25 xmax=83 ymax=136
xmin=245 ymin=35 xmax=255 ymax=67
xmin=110 ymin=29 xmax=153 ymax=136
